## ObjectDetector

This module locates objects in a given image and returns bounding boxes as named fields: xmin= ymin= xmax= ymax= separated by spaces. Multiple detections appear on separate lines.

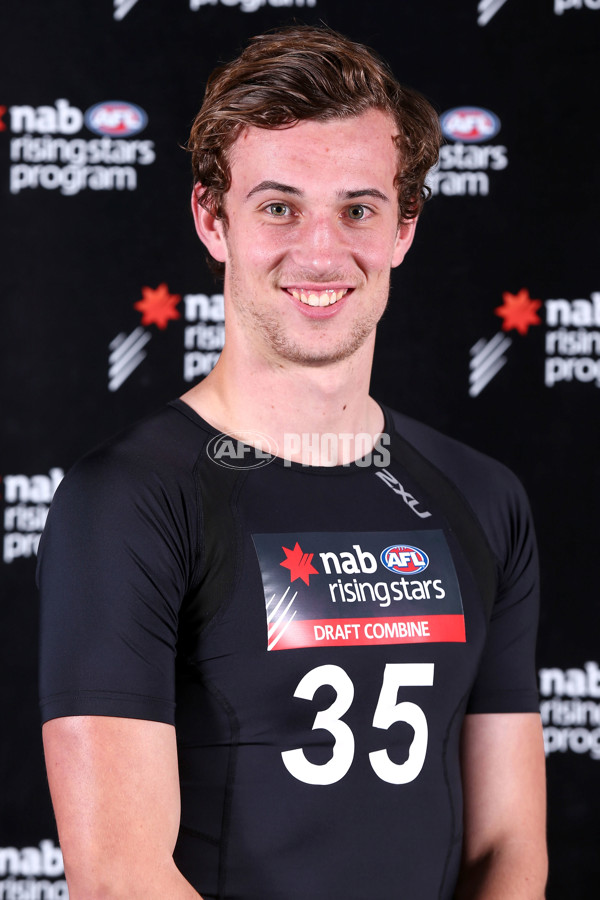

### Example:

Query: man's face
xmin=195 ymin=109 xmax=416 ymax=367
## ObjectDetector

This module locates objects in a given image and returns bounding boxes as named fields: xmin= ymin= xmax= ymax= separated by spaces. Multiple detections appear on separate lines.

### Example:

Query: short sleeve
xmin=466 ymin=475 xmax=540 ymax=714
xmin=37 ymin=441 xmax=199 ymax=725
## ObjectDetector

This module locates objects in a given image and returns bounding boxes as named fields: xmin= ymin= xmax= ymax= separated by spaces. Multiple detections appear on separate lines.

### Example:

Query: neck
xmin=182 ymin=334 xmax=383 ymax=466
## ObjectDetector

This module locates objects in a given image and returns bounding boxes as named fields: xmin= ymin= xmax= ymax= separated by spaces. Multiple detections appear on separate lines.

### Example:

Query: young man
xmin=39 ymin=26 xmax=547 ymax=900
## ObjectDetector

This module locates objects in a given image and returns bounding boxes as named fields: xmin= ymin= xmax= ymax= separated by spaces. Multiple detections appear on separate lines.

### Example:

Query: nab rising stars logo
xmin=470 ymin=288 xmax=600 ymax=394
xmin=254 ymin=531 xmax=465 ymax=651
xmin=469 ymin=289 xmax=542 ymax=396
xmin=108 ymin=284 xmax=225 ymax=391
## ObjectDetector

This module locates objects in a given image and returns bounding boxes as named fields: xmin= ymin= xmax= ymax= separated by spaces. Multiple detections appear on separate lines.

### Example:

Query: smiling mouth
xmin=287 ymin=288 xmax=349 ymax=307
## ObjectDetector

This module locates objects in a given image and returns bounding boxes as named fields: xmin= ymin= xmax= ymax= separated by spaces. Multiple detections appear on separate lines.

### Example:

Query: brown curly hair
xmin=188 ymin=25 xmax=441 ymax=274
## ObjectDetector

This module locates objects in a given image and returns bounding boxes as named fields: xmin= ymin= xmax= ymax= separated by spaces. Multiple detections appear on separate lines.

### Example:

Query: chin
xmin=270 ymin=337 xmax=371 ymax=366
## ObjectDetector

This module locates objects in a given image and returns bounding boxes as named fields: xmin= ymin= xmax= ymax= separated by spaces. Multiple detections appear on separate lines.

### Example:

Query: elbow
xmin=456 ymin=844 xmax=548 ymax=900
xmin=62 ymin=853 xmax=189 ymax=900
xmin=61 ymin=848 xmax=142 ymax=900
xmin=63 ymin=868 xmax=126 ymax=900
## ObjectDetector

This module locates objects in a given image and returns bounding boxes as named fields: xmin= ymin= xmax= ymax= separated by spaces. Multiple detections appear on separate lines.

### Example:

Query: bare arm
xmin=455 ymin=712 xmax=548 ymax=900
xmin=43 ymin=716 xmax=202 ymax=900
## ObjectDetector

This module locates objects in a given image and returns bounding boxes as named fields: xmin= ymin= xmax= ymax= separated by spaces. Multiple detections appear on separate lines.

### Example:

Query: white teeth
xmin=289 ymin=288 xmax=349 ymax=307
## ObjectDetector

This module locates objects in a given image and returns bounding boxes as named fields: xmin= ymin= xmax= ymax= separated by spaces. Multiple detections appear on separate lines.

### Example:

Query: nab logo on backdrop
xmin=3 ymin=98 xmax=155 ymax=196
xmin=2 ymin=468 xmax=63 ymax=563
xmin=428 ymin=105 xmax=508 ymax=197
xmin=469 ymin=288 xmax=600 ymax=395
xmin=544 ymin=292 xmax=600 ymax=388
xmin=540 ymin=662 xmax=600 ymax=761
xmin=109 ymin=285 xmax=225 ymax=391
xmin=0 ymin=840 xmax=66 ymax=898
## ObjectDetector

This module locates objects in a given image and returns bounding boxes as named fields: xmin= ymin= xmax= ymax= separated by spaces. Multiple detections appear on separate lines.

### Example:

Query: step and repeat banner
xmin=1 ymin=1 xmax=599 ymax=896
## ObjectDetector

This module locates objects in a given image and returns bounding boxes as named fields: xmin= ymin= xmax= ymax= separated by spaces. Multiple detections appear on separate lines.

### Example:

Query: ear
xmin=391 ymin=217 xmax=418 ymax=268
xmin=191 ymin=185 xmax=227 ymax=263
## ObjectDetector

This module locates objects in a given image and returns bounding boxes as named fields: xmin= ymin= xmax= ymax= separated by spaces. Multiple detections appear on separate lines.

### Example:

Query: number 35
xmin=281 ymin=662 xmax=434 ymax=786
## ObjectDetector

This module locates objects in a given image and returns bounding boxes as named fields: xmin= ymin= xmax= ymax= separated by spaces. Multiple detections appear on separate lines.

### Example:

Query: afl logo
xmin=381 ymin=544 xmax=429 ymax=575
xmin=440 ymin=106 xmax=501 ymax=143
xmin=206 ymin=431 xmax=278 ymax=469
xmin=84 ymin=101 xmax=147 ymax=137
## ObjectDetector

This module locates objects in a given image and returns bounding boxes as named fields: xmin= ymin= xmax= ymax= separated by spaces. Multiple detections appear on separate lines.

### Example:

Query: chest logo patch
xmin=252 ymin=531 xmax=465 ymax=651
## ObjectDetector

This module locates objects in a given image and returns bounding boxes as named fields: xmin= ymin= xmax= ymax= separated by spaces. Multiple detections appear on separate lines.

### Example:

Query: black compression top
xmin=38 ymin=400 xmax=540 ymax=900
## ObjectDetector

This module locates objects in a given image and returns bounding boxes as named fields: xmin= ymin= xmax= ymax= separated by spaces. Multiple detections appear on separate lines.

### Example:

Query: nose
xmin=291 ymin=214 xmax=347 ymax=276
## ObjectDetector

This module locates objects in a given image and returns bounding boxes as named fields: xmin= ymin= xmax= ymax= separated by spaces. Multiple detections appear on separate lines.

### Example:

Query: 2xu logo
xmin=283 ymin=662 xmax=434 ymax=785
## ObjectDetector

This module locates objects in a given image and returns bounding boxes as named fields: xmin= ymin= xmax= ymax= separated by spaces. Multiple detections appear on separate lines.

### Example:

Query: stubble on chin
xmin=259 ymin=314 xmax=382 ymax=366
xmin=226 ymin=260 xmax=390 ymax=366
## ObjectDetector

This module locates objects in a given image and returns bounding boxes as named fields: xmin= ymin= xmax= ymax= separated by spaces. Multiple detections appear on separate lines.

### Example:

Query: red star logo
xmin=495 ymin=288 xmax=542 ymax=336
xmin=134 ymin=283 xmax=181 ymax=330
xmin=0 ymin=106 xmax=7 ymax=132
xmin=280 ymin=543 xmax=319 ymax=586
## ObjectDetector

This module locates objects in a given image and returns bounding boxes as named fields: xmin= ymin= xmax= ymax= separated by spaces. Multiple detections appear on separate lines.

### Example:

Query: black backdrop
xmin=2 ymin=1 xmax=599 ymax=896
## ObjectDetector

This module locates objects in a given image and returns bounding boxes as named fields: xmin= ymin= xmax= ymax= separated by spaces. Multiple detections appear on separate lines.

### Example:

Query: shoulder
xmin=54 ymin=401 xmax=209 ymax=504
xmin=37 ymin=402 xmax=212 ymax=723
xmin=386 ymin=406 xmax=528 ymax=501
xmin=38 ymin=402 xmax=213 ymax=574
xmin=384 ymin=406 xmax=535 ymax=568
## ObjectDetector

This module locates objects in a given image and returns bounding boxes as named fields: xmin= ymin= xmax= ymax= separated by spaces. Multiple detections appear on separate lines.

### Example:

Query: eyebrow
xmin=245 ymin=181 xmax=391 ymax=203
xmin=343 ymin=189 xmax=390 ymax=203
xmin=246 ymin=181 xmax=301 ymax=199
